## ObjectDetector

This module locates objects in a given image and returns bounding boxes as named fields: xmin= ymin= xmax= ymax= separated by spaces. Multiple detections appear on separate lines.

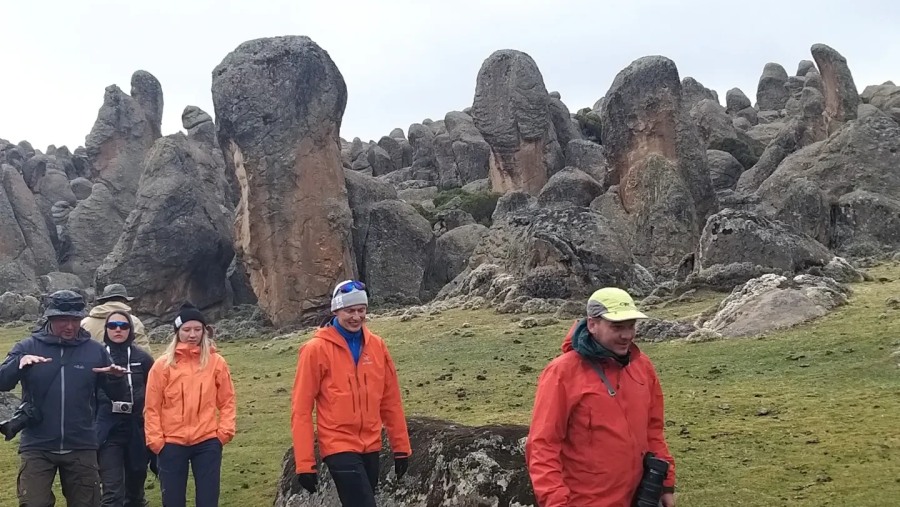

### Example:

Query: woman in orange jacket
xmin=144 ymin=302 xmax=236 ymax=507
xmin=526 ymin=288 xmax=676 ymax=507
xmin=291 ymin=280 xmax=411 ymax=507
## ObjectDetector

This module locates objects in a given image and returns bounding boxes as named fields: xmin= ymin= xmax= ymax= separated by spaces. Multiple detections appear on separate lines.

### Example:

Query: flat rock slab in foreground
xmin=274 ymin=417 xmax=536 ymax=507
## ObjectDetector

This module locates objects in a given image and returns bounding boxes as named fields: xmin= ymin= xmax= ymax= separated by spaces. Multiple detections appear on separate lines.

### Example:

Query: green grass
xmin=1 ymin=266 xmax=899 ymax=506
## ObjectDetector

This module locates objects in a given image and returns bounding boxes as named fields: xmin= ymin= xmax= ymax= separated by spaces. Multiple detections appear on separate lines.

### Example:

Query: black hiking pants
xmin=17 ymin=449 xmax=101 ymax=507
xmin=324 ymin=451 xmax=381 ymax=507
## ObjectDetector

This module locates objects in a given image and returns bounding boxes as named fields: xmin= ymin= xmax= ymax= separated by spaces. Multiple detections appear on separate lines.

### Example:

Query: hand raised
xmin=92 ymin=364 xmax=130 ymax=376
xmin=19 ymin=355 xmax=51 ymax=369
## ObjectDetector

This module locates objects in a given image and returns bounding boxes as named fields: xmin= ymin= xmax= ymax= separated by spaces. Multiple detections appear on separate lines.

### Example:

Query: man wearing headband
xmin=525 ymin=287 xmax=677 ymax=507
xmin=290 ymin=280 xmax=411 ymax=507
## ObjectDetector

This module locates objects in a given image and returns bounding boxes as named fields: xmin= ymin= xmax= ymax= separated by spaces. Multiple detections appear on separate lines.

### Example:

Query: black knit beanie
xmin=174 ymin=302 xmax=207 ymax=331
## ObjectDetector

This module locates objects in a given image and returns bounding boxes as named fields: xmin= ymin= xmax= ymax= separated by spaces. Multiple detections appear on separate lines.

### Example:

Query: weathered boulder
xmin=690 ymin=99 xmax=757 ymax=169
xmin=423 ymin=223 xmax=489 ymax=297
xmin=703 ymin=274 xmax=849 ymax=337
xmin=434 ymin=111 xmax=491 ymax=189
xmin=459 ymin=207 xmax=653 ymax=300
xmin=273 ymin=418 xmax=536 ymax=507
xmin=492 ymin=191 xmax=537 ymax=223
xmin=95 ymin=133 xmax=234 ymax=322
xmin=1 ymin=166 xmax=58 ymax=277
xmin=697 ymin=209 xmax=833 ymax=274
xmin=0 ymin=184 xmax=39 ymax=293
xmin=756 ymin=108 xmax=900 ymax=254
xmin=0 ymin=292 xmax=41 ymax=322
xmin=860 ymin=82 xmax=900 ymax=112
xmin=681 ymin=77 xmax=719 ymax=109
xmin=600 ymin=56 xmax=717 ymax=271
xmin=212 ymin=36 xmax=354 ymax=327
xmin=705 ymin=150 xmax=744 ymax=191
xmin=70 ymin=177 xmax=93 ymax=201
xmin=362 ymin=200 xmax=434 ymax=304
xmin=637 ymin=318 xmax=698 ymax=342
xmin=797 ymin=60 xmax=816 ymax=76
xmin=811 ymin=44 xmax=859 ymax=134
xmin=473 ymin=50 xmax=562 ymax=195
xmin=536 ymin=167 xmax=603 ymax=208
xmin=65 ymin=76 xmax=160 ymax=283
xmin=726 ymin=88 xmax=752 ymax=114
xmin=408 ymin=123 xmax=439 ymax=182
xmin=565 ymin=139 xmax=608 ymax=186
xmin=756 ymin=62 xmax=790 ymax=111
xmin=736 ymin=87 xmax=827 ymax=193
xmin=343 ymin=169 xmax=399 ymax=277
xmin=130 ymin=70 xmax=164 ymax=139
xmin=548 ymin=95 xmax=583 ymax=154
xmin=38 ymin=272 xmax=85 ymax=294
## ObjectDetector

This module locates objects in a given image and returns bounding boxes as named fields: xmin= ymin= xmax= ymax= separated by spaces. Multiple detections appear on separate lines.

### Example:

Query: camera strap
xmin=585 ymin=360 xmax=617 ymax=397
xmin=106 ymin=345 xmax=134 ymax=404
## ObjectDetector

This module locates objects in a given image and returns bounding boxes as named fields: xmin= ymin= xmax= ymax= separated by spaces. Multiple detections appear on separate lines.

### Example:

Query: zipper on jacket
xmin=364 ymin=374 xmax=369 ymax=413
xmin=59 ymin=348 xmax=65 ymax=452
xmin=197 ymin=383 xmax=203 ymax=419
xmin=181 ymin=384 xmax=186 ymax=420
xmin=348 ymin=375 xmax=357 ymax=414
xmin=355 ymin=372 xmax=364 ymax=441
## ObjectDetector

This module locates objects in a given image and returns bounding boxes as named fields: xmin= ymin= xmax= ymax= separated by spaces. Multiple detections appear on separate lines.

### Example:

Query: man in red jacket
xmin=526 ymin=287 xmax=676 ymax=507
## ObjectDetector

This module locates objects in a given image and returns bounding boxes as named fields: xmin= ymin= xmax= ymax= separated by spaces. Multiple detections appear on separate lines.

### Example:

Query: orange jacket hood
xmin=144 ymin=342 xmax=236 ymax=453
xmin=291 ymin=324 xmax=411 ymax=473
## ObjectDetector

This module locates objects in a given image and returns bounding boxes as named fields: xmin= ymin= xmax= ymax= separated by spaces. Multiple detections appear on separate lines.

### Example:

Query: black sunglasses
xmin=106 ymin=321 xmax=131 ymax=330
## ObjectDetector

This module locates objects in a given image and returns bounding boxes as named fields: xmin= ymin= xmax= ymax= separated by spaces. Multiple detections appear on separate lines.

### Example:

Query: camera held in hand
xmin=633 ymin=452 xmax=669 ymax=507
xmin=0 ymin=402 xmax=41 ymax=441
xmin=111 ymin=401 xmax=133 ymax=414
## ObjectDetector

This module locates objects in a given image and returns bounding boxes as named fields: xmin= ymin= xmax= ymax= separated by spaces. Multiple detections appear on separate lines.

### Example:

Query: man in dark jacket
xmin=95 ymin=310 xmax=154 ymax=507
xmin=0 ymin=290 xmax=127 ymax=507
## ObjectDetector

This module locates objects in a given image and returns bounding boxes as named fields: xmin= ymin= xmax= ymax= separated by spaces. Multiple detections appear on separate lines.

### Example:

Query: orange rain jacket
xmin=525 ymin=322 xmax=676 ymax=507
xmin=144 ymin=342 xmax=237 ymax=454
xmin=291 ymin=323 xmax=411 ymax=474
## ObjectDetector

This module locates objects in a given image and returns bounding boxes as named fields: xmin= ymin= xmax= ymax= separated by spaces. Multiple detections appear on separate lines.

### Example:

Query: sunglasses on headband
xmin=106 ymin=321 xmax=131 ymax=331
xmin=335 ymin=281 xmax=366 ymax=295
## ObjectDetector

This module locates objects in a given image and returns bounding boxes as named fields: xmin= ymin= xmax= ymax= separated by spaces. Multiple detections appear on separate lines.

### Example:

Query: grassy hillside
xmin=1 ymin=266 xmax=898 ymax=506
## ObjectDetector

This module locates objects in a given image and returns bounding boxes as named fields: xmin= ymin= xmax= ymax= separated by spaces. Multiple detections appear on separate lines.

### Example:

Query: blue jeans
xmin=156 ymin=438 xmax=222 ymax=507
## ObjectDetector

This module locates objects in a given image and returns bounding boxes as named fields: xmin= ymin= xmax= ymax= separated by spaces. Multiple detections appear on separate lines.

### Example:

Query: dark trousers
xmin=17 ymin=450 xmax=101 ymax=507
xmin=324 ymin=451 xmax=380 ymax=507
xmin=157 ymin=438 xmax=222 ymax=507
xmin=98 ymin=440 xmax=148 ymax=507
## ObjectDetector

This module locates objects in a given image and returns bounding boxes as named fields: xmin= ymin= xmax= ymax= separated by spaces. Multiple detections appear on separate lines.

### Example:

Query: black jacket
xmin=95 ymin=314 xmax=155 ymax=471
xmin=0 ymin=327 xmax=124 ymax=452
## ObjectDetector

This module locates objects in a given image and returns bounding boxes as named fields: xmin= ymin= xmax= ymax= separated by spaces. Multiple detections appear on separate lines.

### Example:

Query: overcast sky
xmin=1 ymin=0 xmax=898 ymax=151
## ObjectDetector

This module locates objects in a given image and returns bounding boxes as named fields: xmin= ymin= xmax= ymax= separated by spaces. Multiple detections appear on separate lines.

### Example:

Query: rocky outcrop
xmin=213 ymin=36 xmax=354 ymax=327
xmin=690 ymin=99 xmax=757 ymax=169
xmin=697 ymin=209 xmax=833 ymax=274
xmin=681 ymin=77 xmax=719 ymax=109
xmin=130 ymin=70 xmax=164 ymax=139
xmin=445 ymin=206 xmax=654 ymax=302
xmin=600 ymin=56 xmax=717 ymax=272
xmin=343 ymin=169 xmax=399 ymax=278
xmin=702 ymin=274 xmax=849 ymax=337
xmin=65 ymin=73 xmax=161 ymax=283
xmin=361 ymin=200 xmax=434 ymax=304
xmin=811 ymin=44 xmax=860 ymax=134
xmin=536 ymin=167 xmax=603 ymax=208
xmin=95 ymin=128 xmax=234 ymax=322
xmin=0 ymin=292 xmax=41 ymax=322
xmin=1 ymin=166 xmax=58 ymax=277
xmin=274 ymin=417 xmax=536 ymax=507
xmin=423 ymin=223 xmax=489 ymax=298
xmin=705 ymin=150 xmax=744 ymax=191
xmin=756 ymin=63 xmax=790 ymax=111
xmin=756 ymin=108 xmax=900 ymax=254
xmin=434 ymin=111 xmax=491 ymax=189
xmin=473 ymin=50 xmax=562 ymax=195
xmin=564 ymin=139 xmax=608 ymax=185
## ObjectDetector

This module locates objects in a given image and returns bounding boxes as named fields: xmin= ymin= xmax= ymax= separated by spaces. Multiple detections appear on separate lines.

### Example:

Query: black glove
xmin=394 ymin=453 xmax=409 ymax=479
xmin=296 ymin=473 xmax=318 ymax=493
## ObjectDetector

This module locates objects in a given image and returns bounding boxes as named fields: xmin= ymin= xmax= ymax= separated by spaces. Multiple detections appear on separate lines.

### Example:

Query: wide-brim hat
xmin=97 ymin=283 xmax=135 ymax=302
xmin=43 ymin=290 xmax=87 ymax=318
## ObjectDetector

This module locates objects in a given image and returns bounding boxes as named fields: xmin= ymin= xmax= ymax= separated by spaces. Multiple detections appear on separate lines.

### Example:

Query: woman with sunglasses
xmin=291 ymin=280 xmax=412 ymax=507
xmin=144 ymin=302 xmax=236 ymax=507
xmin=95 ymin=311 xmax=155 ymax=507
